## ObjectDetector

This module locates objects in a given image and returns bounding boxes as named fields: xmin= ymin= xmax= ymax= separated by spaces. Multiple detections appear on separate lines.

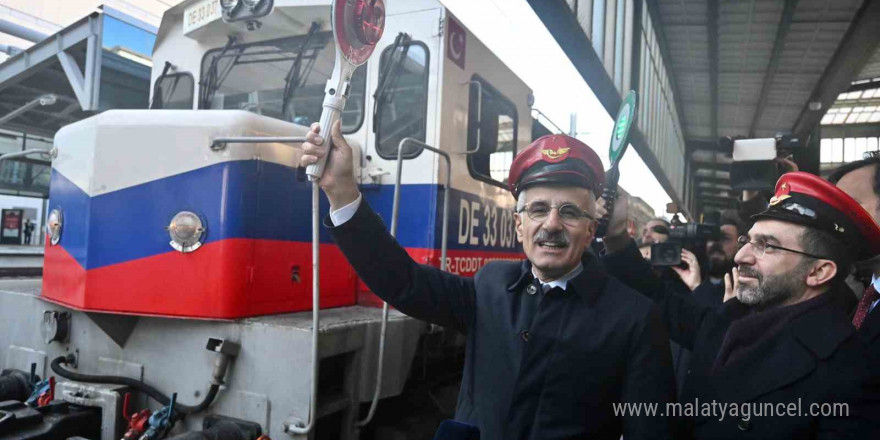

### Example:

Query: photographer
xmin=670 ymin=210 xmax=746 ymax=308
xmin=641 ymin=218 xmax=671 ymax=246
xmin=641 ymin=213 xmax=740 ymax=395
xmin=599 ymin=172 xmax=880 ymax=438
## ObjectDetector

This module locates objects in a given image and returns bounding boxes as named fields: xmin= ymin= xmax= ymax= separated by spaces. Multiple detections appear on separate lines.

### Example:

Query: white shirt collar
xmin=533 ymin=263 xmax=584 ymax=292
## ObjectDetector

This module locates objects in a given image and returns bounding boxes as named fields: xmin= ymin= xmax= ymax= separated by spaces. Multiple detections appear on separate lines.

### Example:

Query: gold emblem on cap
xmin=541 ymin=147 xmax=570 ymax=160
xmin=769 ymin=194 xmax=790 ymax=206
xmin=781 ymin=182 xmax=790 ymax=192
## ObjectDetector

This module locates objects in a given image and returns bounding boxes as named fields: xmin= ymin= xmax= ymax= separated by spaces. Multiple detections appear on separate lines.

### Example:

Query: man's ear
xmin=805 ymin=260 xmax=838 ymax=287
xmin=514 ymin=212 xmax=524 ymax=243
xmin=586 ymin=219 xmax=597 ymax=238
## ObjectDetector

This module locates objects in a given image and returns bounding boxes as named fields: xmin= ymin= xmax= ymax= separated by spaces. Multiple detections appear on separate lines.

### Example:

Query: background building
xmin=0 ymin=0 xmax=181 ymax=245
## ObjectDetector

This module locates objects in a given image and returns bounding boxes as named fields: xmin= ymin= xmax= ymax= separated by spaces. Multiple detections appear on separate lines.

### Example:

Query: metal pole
xmin=358 ymin=137 xmax=451 ymax=427
xmin=0 ymin=95 xmax=56 ymax=126
xmin=0 ymin=44 xmax=23 ymax=56
xmin=288 ymin=183 xmax=322 ymax=436
xmin=210 ymin=136 xmax=308 ymax=151
xmin=0 ymin=18 xmax=49 ymax=43
xmin=0 ymin=149 xmax=55 ymax=162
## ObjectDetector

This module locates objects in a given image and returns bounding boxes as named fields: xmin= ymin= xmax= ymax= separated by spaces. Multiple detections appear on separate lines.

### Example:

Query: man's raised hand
xmin=301 ymin=120 xmax=360 ymax=210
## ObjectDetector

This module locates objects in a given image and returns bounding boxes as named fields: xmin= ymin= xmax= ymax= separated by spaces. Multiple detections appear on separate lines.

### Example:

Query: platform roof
xmin=0 ymin=6 xmax=154 ymax=139
xmin=657 ymin=0 xmax=880 ymax=212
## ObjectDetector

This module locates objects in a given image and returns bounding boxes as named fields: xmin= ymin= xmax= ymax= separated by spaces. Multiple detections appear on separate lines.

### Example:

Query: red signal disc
xmin=334 ymin=0 xmax=385 ymax=66
xmin=353 ymin=0 xmax=385 ymax=45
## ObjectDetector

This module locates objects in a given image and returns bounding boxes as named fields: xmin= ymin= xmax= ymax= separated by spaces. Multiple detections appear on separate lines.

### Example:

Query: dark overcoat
xmin=671 ymin=280 xmax=724 ymax=396
xmin=604 ymin=240 xmax=880 ymax=439
xmin=859 ymin=306 xmax=880 ymax=370
xmin=327 ymin=202 xmax=675 ymax=440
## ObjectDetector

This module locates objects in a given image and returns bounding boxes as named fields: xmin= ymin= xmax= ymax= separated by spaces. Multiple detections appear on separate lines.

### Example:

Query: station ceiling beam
xmin=749 ymin=0 xmax=800 ymax=137
xmin=792 ymin=0 xmax=880 ymax=137
xmin=821 ymin=123 xmax=880 ymax=139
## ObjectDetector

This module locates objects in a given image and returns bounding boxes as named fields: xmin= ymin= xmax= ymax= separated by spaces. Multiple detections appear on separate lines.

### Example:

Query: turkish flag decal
xmin=447 ymin=17 xmax=466 ymax=70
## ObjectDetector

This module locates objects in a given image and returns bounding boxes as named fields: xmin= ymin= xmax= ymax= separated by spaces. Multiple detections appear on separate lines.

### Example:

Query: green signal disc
xmin=609 ymin=91 xmax=638 ymax=164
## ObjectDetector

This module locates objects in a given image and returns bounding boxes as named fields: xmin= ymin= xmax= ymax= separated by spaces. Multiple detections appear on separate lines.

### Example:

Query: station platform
xmin=0 ymin=245 xmax=44 ymax=277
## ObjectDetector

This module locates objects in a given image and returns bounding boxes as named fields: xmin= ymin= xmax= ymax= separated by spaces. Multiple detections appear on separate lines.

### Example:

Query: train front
xmin=41 ymin=1 xmax=369 ymax=319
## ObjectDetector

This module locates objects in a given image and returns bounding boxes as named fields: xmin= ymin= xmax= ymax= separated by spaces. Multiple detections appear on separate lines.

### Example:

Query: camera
xmin=651 ymin=217 xmax=720 ymax=267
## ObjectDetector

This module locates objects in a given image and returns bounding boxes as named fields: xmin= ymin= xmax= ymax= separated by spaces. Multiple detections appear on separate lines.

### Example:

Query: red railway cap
xmin=752 ymin=171 xmax=880 ymax=260
xmin=507 ymin=134 xmax=605 ymax=198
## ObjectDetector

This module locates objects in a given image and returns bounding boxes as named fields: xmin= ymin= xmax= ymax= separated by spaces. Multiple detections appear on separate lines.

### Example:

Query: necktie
xmin=853 ymin=286 xmax=879 ymax=330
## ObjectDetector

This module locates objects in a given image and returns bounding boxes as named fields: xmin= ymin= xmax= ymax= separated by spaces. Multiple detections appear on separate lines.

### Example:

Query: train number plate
xmin=184 ymin=0 xmax=221 ymax=35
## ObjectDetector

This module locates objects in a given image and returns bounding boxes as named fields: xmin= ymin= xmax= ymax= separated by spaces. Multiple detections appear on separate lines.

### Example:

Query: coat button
xmin=737 ymin=417 xmax=750 ymax=431
xmin=526 ymin=285 xmax=537 ymax=295
xmin=521 ymin=331 xmax=530 ymax=342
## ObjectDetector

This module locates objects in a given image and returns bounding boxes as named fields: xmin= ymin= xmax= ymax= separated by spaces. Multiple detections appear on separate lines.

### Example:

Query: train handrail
xmin=0 ymin=148 xmax=56 ymax=162
xmin=209 ymin=136 xmax=308 ymax=151
xmin=211 ymin=134 xmax=316 ymax=435
xmin=461 ymin=80 xmax=482 ymax=155
xmin=357 ymin=137 xmax=451 ymax=427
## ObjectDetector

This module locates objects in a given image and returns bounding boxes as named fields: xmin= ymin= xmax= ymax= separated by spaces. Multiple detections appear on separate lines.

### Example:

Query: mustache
xmin=534 ymin=229 xmax=570 ymax=246
xmin=737 ymin=266 xmax=762 ymax=281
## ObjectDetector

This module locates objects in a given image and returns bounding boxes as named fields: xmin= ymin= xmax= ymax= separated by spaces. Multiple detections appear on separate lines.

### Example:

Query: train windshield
xmin=198 ymin=29 xmax=367 ymax=132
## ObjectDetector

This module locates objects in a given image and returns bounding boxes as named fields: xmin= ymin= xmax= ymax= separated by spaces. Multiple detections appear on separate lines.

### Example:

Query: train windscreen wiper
xmin=372 ymin=32 xmax=412 ymax=132
xmin=282 ymin=22 xmax=321 ymax=121
xmin=199 ymin=36 xmax=237 ymax=109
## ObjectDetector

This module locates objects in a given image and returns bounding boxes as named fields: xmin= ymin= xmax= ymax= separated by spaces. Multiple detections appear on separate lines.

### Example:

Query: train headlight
xmin=47 ymin=209 xmax=63 ymax=245
xmin=167 ymin=211 xmax=205 ymax=253
xmin=220 ymin=0 xmax=241 ymax=13
xmin=222 ymin=0 xmax=272 ymax=23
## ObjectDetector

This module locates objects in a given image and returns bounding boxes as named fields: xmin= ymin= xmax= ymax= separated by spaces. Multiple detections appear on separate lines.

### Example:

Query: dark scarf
xmin=712 ymin=292 xmax=830 ymax=371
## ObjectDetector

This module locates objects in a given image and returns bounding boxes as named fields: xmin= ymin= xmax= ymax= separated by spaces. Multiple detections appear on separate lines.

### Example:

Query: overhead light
xmin=47 ymin=209 xmax=63 ymax=245
xmin=220 ymin=0 xmax=241 ymax=13
xmin=39 ymin=94 xmax=57 ymax=106
xmin=167 ymin=211 xmax=205 ymax=253
xmin=808 ymin=101 xmax=822 ymax=111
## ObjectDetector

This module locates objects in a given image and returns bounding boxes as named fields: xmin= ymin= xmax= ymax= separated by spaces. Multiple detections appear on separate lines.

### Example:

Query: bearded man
xmin=602 ymin=172 xmax=880 ymax=438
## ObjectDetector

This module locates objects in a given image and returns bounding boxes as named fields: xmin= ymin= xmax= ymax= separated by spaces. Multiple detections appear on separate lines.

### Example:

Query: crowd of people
xmin=301 ymin=120 xmax=880 ymax=439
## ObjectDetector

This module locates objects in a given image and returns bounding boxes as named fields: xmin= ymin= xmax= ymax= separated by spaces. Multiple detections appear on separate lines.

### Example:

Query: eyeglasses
xmin=517 ymin=201 xmax=595 ymax=224
xmin=736 ymin=235 xmax=830 ymax=260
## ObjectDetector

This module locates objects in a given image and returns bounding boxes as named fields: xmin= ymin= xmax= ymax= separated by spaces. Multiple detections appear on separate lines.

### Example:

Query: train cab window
xmin=199 ymin=33 xmax=366 ymax=133
xmin=467 ymin=77 xmax=518 ymax=187
xmin=375 ymin=41 xmax=430 ymax=159
xmin=151 ymin=72 xmax=194 ymax=109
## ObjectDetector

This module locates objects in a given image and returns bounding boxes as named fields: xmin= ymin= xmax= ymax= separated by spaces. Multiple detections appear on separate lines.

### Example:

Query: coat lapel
xmin=714 ymin=294 xmax=853 ymax=403
xmin=714 ymin=328 xmax=816 ymax=403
